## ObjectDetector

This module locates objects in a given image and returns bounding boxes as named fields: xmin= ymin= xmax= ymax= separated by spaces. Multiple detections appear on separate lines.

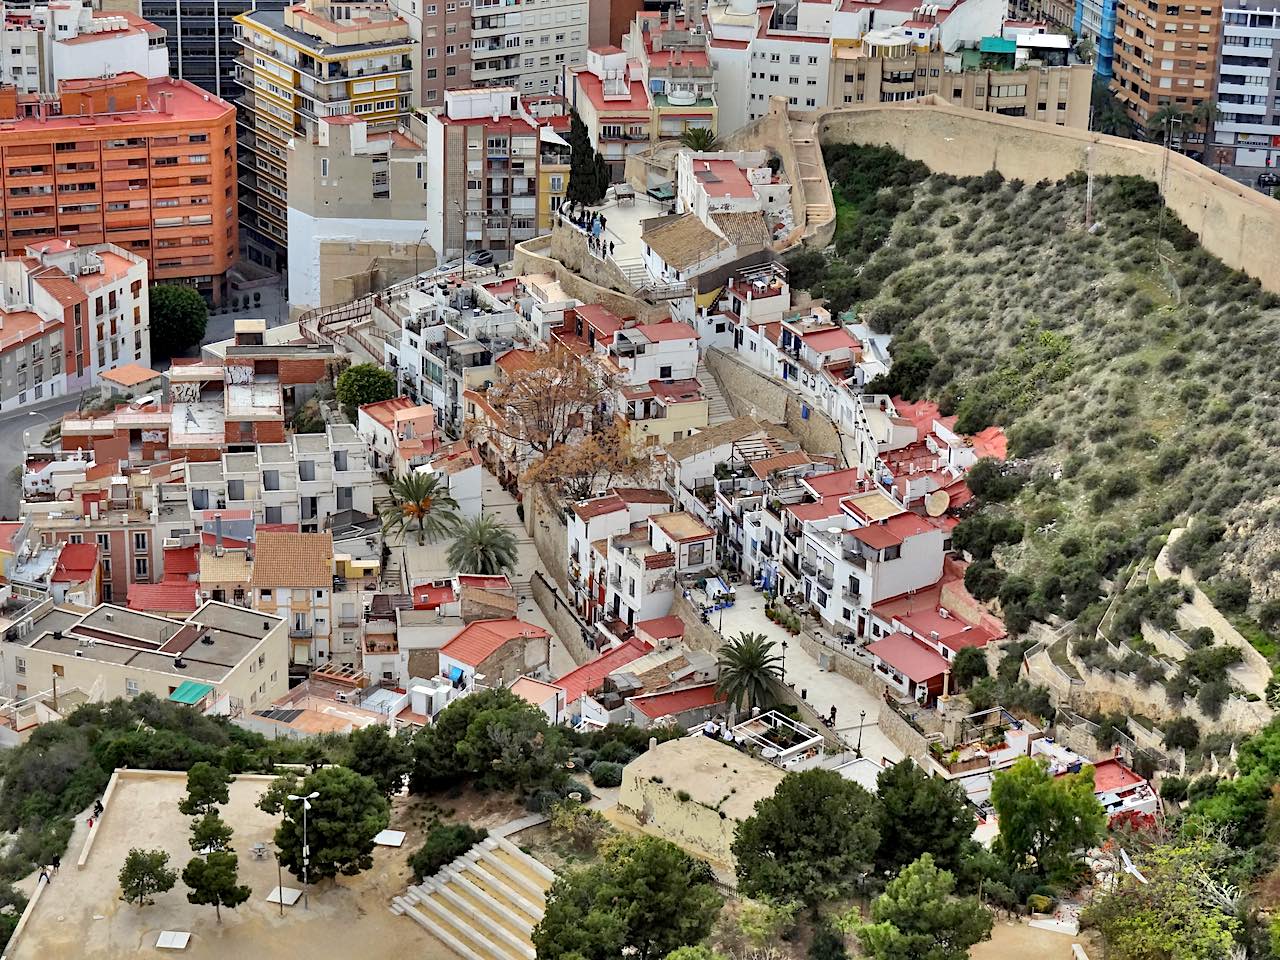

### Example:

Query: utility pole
xmin=287 ymin=791 xmax=320 ymax=910
xmin=1084 ymin=143 xmax=1095 ymax=229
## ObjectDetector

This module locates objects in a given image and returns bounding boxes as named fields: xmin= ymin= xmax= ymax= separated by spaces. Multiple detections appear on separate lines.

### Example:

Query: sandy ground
xmin=8 ymin=772 xmax=454 ymax=960
xmin=971 ymin=920 xmax=1097 ymax=959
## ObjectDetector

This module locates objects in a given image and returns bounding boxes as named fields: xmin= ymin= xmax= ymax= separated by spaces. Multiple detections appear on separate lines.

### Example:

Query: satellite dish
xmin=925 ymin=490 xmax=950 ymax=517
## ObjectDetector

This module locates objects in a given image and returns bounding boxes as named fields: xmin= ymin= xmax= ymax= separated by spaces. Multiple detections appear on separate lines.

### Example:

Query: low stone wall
xmin=768 ymin=680 xmax=843 ymax=750
xmin=671 ymin=592 xmax=723 ymax=655
xmin=797 ymin=630 xmax=887 ymax=695
xmin=512 ymin=235 xmax=667 ymax=323
xmin=876 ymin=701 xmax=930 ymax=762
xmin=531 ymin=571 xmax=593 ymax=668
xmin=703 ymin=348 xmax=841 ymax=458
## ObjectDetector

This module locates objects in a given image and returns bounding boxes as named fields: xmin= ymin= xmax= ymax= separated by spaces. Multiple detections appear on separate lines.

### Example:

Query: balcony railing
xmin=289 ymin=626 xmax=314 ymax=638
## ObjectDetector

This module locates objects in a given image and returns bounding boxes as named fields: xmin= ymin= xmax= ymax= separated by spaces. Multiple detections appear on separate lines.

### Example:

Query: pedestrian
xmin=829 ymin=705 xmax=837 ymax=726
xmin=38 ymin=868 xmax=49 ymax=886
xmin=51 ymin=854 xmax=59 ymax=875
xmin=609 ymin=241 xmax=615 ymax=257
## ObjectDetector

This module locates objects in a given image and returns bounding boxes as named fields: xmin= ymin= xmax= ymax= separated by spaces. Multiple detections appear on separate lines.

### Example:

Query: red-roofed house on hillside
xmin=625 ymin=682 xmax=726 ymax=728
xmin=555 ymin=635 xmax=652 ymax=728
xmin=864 ymin=631 xmax=951 ymax=704
xmin=568 ymin=487 xmax=673 ymax=625
xmin=439 ymin=618 xmax=553 ymax=689
xmin=0 ymin=240 xmax=149 ymax=414
xmin=622 ymin=10 xmax=718 ymax=141
xmin=604 ymin=511 xmax=716 ymax=629
xmin=356 ymin=396 xmax=440 ymax=478
xmin=48 ymin=542 xmax=100 ymax=607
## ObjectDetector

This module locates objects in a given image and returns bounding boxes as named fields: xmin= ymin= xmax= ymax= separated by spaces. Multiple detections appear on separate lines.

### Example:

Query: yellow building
xmin=619 ymin=381 xmax=710 ymax=449
xmin=234 ymin=0 xmax=417 ymax=270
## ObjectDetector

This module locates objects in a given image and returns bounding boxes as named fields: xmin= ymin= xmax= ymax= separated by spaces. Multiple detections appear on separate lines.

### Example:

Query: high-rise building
xmin=0 ymin=73 xmax=237 ymax=302
xmin=467 ymin=0 xmax=589 ymax=94
xmin=234 ymin=0 xmax=417 ymax=270
xmin=1110 ymin=0 xmax=1221 ymax=129
xmin=1210 ymin=1 xmax=1280 ymax=167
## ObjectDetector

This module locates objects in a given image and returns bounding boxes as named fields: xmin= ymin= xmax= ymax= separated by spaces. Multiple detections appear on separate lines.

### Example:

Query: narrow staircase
xmin=697 ymin=360 xmax=734 ymax=425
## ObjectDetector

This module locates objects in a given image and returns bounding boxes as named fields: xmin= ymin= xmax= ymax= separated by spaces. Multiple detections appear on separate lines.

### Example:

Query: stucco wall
xmin=813 ymin=98 xmax=1280 ymax=294
xmin=532 ymin=571 xmax=593 ymax=667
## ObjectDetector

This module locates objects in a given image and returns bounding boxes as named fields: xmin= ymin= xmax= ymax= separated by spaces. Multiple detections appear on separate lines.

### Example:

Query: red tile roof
xmin=574 ymin=68 xmax=651 ymax=113
xmin=785 ymin=498 xmax=845 ymax=522
xmin=628 ymin=682 xmax=726 ymax=720
xmin=892 ymin=396 xmax=958 ymax=435
xmin=690 ymin=159 xmax=754 ymax=199
xmin=865 ymin=632 xmax=950 ymax=683
xmin=573 ymin=494 xmax=626 ymax=522
xmin=634 ymin=615 xmax=685 ymax=642
xmin=51 ymin=542 xmax=98 ymax=583
xmin=359 ymin=396 xmax=417 ymax=431
xmin=127 ymin=581 xmax=199 ymax=613
xmin=802 ymin=327 xmax=859 ymax=353
xmin=804 ymin=467 xmax=863 ymax=497
xmin=163 ymin=545 xmax=199 ymax=576
xmin=555 ymin=636 xmax=651 ymax=702
xmin=0 ymin=522 xmax=22 ymax=553
xmin=412 ymin=584 xmax=456 ymax=610
xmin=750 ymin=451 xmax=810 ymax=479
xmin=442 ymin=618 xmax=550 ymax=667
xmin=634 ymin=321 xmax=698 ymax=343
xmin=971 ymin=426 xmax=1008 ymax=461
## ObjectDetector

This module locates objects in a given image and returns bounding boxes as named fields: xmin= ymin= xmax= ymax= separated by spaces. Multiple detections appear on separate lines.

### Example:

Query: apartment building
xmin=1 ymin=601 xmax=288 ymax=715
xmin=0 ymin=240 xmax=149 ymax=413
xmin=0 ymin=2 xmax=169 ymax=94
xmin=422 ymin=88 xmax=544 ymax=265
xmin=1110 ymin=0 xmax=1222 ymax=127
xmin=603 ymin=511 xmax=715 ymax=627
xmin=1210 ymin=1 xmax=1280 ymax=166
xmin=286 ymin=116 xmax=433 ymax=314
xmin=60 ymin=320 xmax=336 ymax=464
xmin=251 ymin=530 xmax=335 ymax=665
xmin=828 ymin=27 xmax=1092 ymax=128
xmin=0 ymin=74 xmax=236 ymax=303
xmin=567 ymin=486 xmax=672 ymax=623
xmin=234 ymin=0 xmax=417 ymax=270
xmin=185 ymin=425 xmax=375 ymax=531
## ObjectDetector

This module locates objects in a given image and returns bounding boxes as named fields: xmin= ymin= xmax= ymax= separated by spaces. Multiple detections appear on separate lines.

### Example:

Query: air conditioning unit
xmin=334 ymin=691 xmax=350 ymax=703
xmin=200 ymin=591 xmax=211 ymax=600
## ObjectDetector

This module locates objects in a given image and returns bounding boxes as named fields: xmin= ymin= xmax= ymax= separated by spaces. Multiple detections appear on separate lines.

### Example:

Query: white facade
xmin=185 ymin=425 xmax=374 ymax=530
xmin=471 ymin=0 xmax=588 ymax=94
xmin=0 ymin=2 xmax=168 ymax=95
xmin=607 ymin=323 xmax=699 ymax=385
xmin=1214 ymin=3 xmax=1280 ymax=167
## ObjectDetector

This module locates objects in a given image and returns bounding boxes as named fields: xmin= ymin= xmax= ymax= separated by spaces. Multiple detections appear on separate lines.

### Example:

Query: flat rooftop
xmin=624 ymin=735 xmax=785 ymax=821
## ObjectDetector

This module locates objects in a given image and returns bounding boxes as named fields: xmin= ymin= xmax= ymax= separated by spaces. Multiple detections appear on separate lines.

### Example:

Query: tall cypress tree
xmin=567 ymin=109 xmax=609 ymax=206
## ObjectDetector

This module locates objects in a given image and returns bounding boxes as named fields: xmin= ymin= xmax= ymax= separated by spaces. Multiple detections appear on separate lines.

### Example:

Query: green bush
xmin=409 ymin=823 xmax=488 ymax=882
xmin=588 ymin=761 xmax=624 ymax=788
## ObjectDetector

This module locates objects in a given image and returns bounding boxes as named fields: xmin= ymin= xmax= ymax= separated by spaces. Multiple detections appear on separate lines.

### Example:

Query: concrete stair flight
xmin=390 ymin=835 xmax=555 ymax=960
xmin=697 ymin=360 xmax=734 ymax=425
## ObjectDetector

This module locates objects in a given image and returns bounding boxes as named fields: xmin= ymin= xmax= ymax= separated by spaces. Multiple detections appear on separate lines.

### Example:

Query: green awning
xmin=169 ymin=680 xmax=214 ymax=705
xmin=979 ymin=36 xmax=1016 ymax=53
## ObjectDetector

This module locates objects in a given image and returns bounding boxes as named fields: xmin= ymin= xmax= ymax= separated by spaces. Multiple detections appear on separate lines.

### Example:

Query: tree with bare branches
xmin=523 ymin=419 xmax=648 ymax=501
xmin=483 ymin=345 xmax=612 ymax=458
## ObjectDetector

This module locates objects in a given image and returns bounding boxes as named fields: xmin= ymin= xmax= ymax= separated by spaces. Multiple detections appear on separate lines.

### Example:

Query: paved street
xmin=0 ymin=392 xmax=85 ymax=520
xmin=718 ymin=585 xmax=904 ymax=765
xmin=397 ymin=467 xmax=579 ymax=677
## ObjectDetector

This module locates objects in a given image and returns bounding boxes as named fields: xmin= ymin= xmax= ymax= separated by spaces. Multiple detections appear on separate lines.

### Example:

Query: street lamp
xmin=286 ymin=791 xmax=320 ymax=910
xmin=23 ymin=411 xmax=51 ymax=451
xmin=856 ymin=709 xmax=866 ymax=758
xmin=780 ymin=639 xmax=788 ymax=684
xmin=452 ymin=199 xmax=467 ymax=283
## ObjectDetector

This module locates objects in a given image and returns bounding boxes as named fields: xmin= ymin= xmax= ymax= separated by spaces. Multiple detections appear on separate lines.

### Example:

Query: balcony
xmin=841 ymin=584 xmax=861 ymax=604
xmin=782 ymin=555 xmax=800 ymax=578
xmin=289 ymin=626 xmax=314 ymax=639
xmin=801 ymin=558 xmax=817 ymax=577
xmin=843 ymin=547 xmax=868 ymax=571
xmin=817 ymin=572 xmax=834 ymax=591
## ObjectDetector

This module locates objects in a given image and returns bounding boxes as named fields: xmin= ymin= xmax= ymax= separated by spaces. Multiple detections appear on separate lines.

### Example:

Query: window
xmin=126 ymin=679 xmax=139 ymax=696
xmin=52 ymin=664 xmax=64 ymax=678
xmin=659 ymin=365 xmax=672 ymax=378
xmin=96 ymin=533 xmax=110 ymax=553
xmin=14 ymin=658 xmax=25 ymax=676
xmin=320 ymin=157 xmax=329 ymax=177
xmin=789 ymin=54 xmax=800 ymax=64
xmin=133 ymin=532 xmax=147 ymax=552
xmin=687 ymin=541 xmax=706 ymax=566
xmin=134 ymin=557 xmax=149 ymax=579
xmin=260 ymin=589 xmax=273 ymax=600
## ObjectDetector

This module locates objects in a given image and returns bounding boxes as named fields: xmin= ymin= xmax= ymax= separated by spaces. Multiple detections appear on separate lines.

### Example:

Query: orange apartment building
xmin=1110 ymin=0 xmax=1222 ymax=130
xmin=0 ymin=72 xmax=238 ymax=303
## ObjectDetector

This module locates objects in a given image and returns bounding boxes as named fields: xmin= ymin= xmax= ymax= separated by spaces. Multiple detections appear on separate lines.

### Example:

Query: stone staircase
xmin=390 ymin=835 xmax=555 ymax=960
xmin=697 ymin=360 xmax=733 ymax=425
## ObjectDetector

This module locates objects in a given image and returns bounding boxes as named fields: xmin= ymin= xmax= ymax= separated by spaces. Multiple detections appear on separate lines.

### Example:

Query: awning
xmin=169 ymin=680 xmax=214 ymax=705
xmin=448 ymin=665 xmax=465 ymax=683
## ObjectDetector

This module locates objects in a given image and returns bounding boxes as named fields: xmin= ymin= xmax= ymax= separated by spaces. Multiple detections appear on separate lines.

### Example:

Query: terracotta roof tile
xmin=250 ymin=531 xmax=333 ymax=588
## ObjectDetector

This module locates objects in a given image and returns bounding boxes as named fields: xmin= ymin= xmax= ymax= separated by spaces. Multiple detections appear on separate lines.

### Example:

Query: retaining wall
xmin=814 ymin=98 xmax=1280 ymax=293
xmin=531 ymin=572 xmax=593 ymax=667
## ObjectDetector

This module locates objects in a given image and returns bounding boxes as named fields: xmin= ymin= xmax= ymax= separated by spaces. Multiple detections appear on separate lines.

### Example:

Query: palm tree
xmin=678 ymin=127 xmax=718 ymax=152
xmin=380 ymin=471 xmax=460 ymax=546
xmin=1146 ymin=104 xmax=1189 ymax=149
xmin=446 ymin=514 xmax=519 ymax=575
xmin=1189 ymin=98 xmax=1221 ymax=151
xmin=716 ymin=632 xmax=783 ymax=716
